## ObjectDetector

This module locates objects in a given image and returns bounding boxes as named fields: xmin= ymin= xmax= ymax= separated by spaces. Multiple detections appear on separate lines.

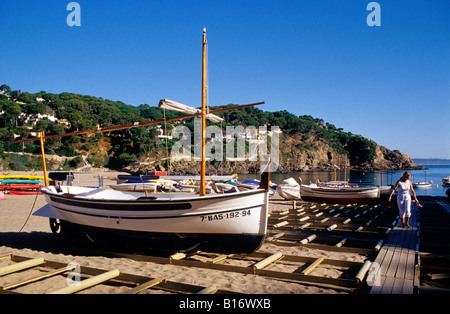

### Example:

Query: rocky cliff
xmin=127 ymin=134 xmax=422 ymax=174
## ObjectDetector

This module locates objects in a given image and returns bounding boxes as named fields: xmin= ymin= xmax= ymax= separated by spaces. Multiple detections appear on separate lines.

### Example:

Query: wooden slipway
xmin=0 ymin=254 xmax=236 ymax=294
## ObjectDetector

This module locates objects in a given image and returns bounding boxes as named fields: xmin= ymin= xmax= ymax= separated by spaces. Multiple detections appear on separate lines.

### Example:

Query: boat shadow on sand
xmin=0 ymin=231 xmax=183 ymax=258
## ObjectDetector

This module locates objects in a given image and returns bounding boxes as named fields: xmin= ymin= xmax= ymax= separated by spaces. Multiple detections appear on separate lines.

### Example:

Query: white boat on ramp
xmin=29 ymin=29 xmax=270 ymax=253
xmin=35 ymin=182 xmax=269 ymax=253
xmin=276 ymin=178 xmax=301 ymax=200
xmin=299 ymin=178 xmax=380 ymax=204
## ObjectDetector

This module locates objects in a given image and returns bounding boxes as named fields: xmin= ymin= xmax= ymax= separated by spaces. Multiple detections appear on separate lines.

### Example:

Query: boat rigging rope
xmin=18 ymin=191 xmax=40 ymax=233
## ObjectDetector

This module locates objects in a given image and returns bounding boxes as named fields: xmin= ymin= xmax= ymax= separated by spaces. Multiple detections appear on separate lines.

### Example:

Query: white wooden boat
xmin=413 ymin=171 xmax=432 ymax=188
xmin=35 ymin=184 xmax=269 ymax=253
xmin=276 ymin=178 xmax=301 ymax=200
xmin=30 ymin=29 xmax=270 ymax=253
xmin=412 ymin=182 xmax=432 ymax=188
xmin=379 ymin=185 xmax=393 ymax=198
xmin=299 ymin=178 xmax=380 ymax=203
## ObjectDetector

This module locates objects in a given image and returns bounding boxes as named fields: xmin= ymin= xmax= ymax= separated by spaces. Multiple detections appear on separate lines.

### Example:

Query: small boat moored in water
xmin=412 ymin=181 xmax=432 ymax=188
xmin=442 ymin=176 xmax=450 ymax=187
xmin=413 ymin=171 xmax=432 ymax=188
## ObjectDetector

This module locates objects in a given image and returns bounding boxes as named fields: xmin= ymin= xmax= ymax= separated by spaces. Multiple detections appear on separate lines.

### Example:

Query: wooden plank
xmin=196 ymin=285 xmax=218 ymax=294
xmin=391 ymin=278 xmax=405 ymax=294
xmin=395 ymin=251 xmax=409 ymax=279
xmin=379 ymin=276 xmax=395 ymax=294
xmin=379 ymin=249 xmax=395 ymax=277
xmin=252 ymin=252 xmax=283 ymax=271
xmin=0 ymin=258 xmax=45 ymax=277
xmin=2 ymin=265 xmax=75 ymax=290
xmin=301 ymin=257 xmax=324 ymax=275
xmin=373 ymin=246 xmax=389 ymax=266
xmin=209 ymin=254 xmax=233 ymax=264
xmin=122 ymin=277 xmax=166 ymax=294
xmin=370 ymin=275 xmax=386 ymax=294
xmin=0 ymin=254 xmax=12 ymax=261
xmin=47 ymin=269 xmax=120 ymax=294
xmin=402 ymin=279 xmax=414 ymax=294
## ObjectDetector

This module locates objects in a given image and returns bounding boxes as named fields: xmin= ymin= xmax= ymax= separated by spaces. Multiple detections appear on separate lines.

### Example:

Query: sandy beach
xmin=0 ymin=171 xmax=369 ymax=294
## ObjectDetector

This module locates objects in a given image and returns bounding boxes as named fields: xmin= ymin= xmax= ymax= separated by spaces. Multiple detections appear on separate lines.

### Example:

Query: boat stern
xmin=33 ymin=203 xmax=65 ymax=219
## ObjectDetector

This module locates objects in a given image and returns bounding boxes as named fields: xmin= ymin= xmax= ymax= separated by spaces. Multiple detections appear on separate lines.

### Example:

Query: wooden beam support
xmin=123 ymin=277 xmax=166 ymax=294
xmin=252 ymin=252 xmax=283 ymax=272
xmin=2 ymin=265 xmax=76 ymax=290
xmin=196 ymin=285 xmax=218 ymax=294
xmin=354 ymin=260 xmax=372 ymax=283
xmin=0 ymin=258 xmax=45 ymax=277
xmin=301 ymin=257 xmax=324 ymax=275
xmin=47 ymin=269 xmax=120 ymax=294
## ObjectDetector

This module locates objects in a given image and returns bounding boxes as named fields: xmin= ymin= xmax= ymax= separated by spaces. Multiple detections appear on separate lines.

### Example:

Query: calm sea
xmin=239 ymin=165 xmax=450 ymax=197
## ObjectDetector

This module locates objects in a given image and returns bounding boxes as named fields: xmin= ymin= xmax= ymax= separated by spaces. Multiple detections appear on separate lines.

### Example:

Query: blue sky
xmin=1 ymin=0 xmax=449 ymax=159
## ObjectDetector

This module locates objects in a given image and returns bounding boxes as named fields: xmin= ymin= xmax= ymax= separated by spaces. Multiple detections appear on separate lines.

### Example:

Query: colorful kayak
xmin=0 ymin=179 xmax=41 ymax=185
xmin=0 ymin=184 xmax=43 ymax=190
xmin=0 ymin=175 xmax=49 ymax=181
xmin=8 ymin=190 xmax=43 ymax=195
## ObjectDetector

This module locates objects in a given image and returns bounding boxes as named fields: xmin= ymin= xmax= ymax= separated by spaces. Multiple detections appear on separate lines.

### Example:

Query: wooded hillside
xmin=0 ymin=84 xmax=418 ymax=173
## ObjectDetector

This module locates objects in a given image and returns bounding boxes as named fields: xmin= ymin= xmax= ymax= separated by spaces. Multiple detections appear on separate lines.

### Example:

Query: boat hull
xmin=9 ymin=190 xmax=43 ymax=195
xmin=300 ymin=185 xmax=380 ymax=204
xmin=276 ymin=185 xmax=300 ymax=200
xmin=35 ymin=186 xmax=269 ymax=253
xmin=0 ymin=184 xmax=43 ymax=190
xmin=413 ymin=182 xmax=432 ymax=188
xmin=51 ymin=220 xmax=265 ymax=253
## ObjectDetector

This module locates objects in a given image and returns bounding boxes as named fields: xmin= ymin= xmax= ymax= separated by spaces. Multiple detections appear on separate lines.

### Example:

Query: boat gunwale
xmin=40 ymin=186 xmax=267 ymax=204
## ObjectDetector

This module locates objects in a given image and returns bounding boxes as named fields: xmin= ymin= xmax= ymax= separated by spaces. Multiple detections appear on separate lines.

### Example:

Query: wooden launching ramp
xmin=369 ymin=203 xmax=418 ymax=294
xmin=370 ymin=196 xmax=450 ymax=294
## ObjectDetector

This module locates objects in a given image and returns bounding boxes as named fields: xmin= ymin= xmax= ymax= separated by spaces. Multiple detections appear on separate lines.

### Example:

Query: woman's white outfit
xmin=397 ymin=180 xmax=412 ymax=218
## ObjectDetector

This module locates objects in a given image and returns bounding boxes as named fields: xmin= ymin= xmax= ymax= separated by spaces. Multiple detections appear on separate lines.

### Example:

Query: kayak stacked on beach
xmin=0 ymin=175 xmax=46 ymax=195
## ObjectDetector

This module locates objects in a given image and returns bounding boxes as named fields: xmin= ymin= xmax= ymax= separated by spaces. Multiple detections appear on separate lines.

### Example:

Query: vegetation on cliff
xmin=0 ymin=84 xmax=415 ymax=172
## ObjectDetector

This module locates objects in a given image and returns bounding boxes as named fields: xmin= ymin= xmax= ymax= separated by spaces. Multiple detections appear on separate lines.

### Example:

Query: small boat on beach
xmin=298 ymin=178 xmax=380 ymax=204
xmin=276 ymin=178 xmax=301 ymax=200
xmin=0 ymin=184 xmax=43 ymax=190
xmin=0 ymin=175 xmax=48 ymax=181
xmin=9 ymin=190 xmax=42 ymax=195
xmin=0 ymin=179 xmax=41 ymax=185
xmin=0 ymin=177 xmax=44 ymax=194
xmin=30 ymin=29 xmax=270 ymax=253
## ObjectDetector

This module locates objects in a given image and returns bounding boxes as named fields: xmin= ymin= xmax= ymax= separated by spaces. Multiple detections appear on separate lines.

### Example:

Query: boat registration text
xmin=200 ymin=209 xmax=252 ymax=222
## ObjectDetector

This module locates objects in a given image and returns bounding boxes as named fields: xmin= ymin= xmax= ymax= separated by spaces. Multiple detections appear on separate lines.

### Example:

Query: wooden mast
xmin=200 ymin=28 xmax=207 ymax=196
xmin=39 ymin=132 xmax=49 ymax=186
